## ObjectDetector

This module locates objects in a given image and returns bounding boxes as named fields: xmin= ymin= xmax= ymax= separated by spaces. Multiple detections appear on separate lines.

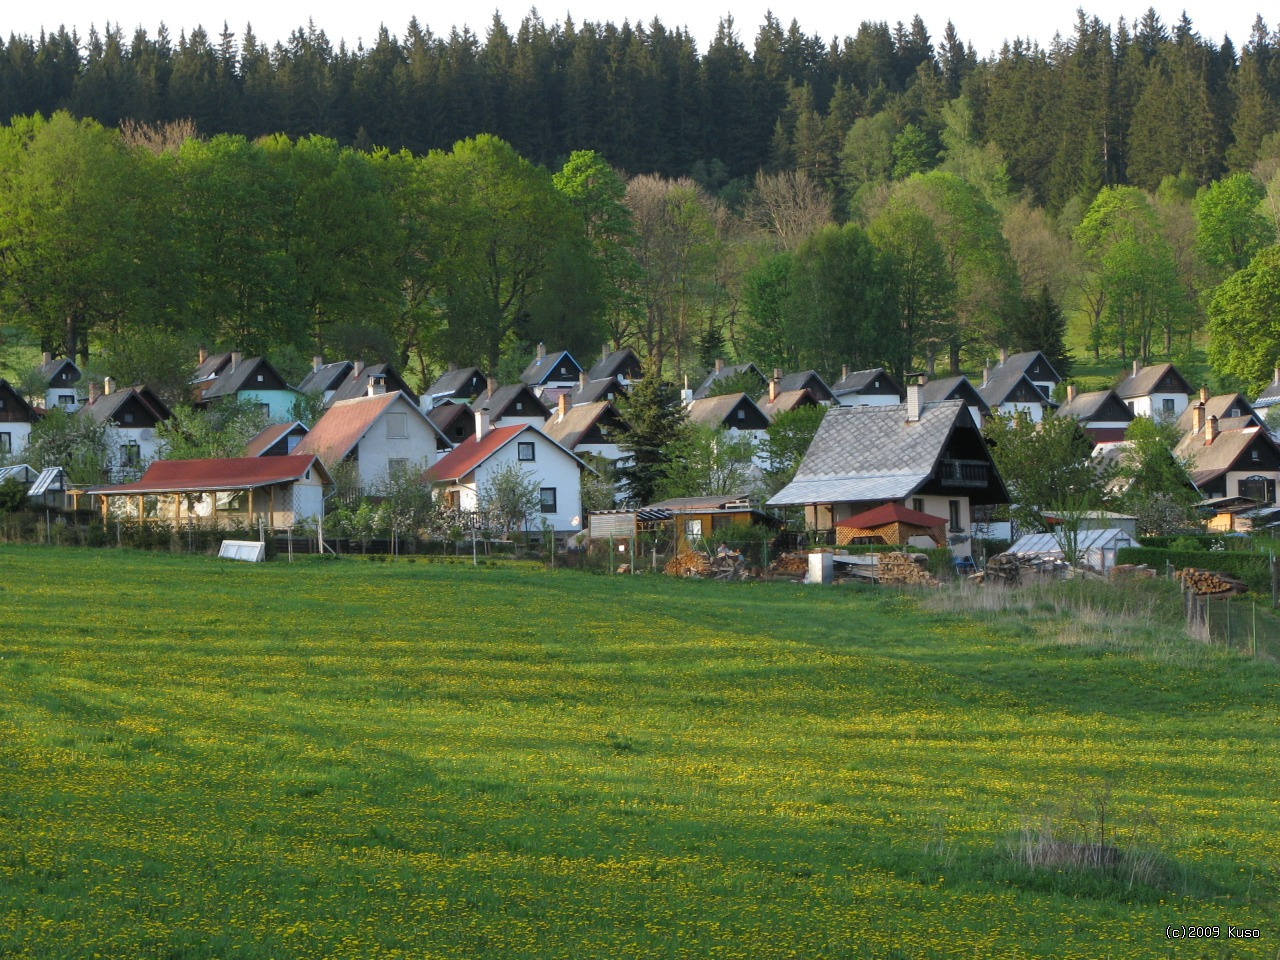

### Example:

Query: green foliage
xmin=1005 ymin=285 xmax=1072 ymax=378
xmin=983 ymin=410 xmax=1109 ymax=532
xmin=891 ymin=123 xmax=934 ymax=179
xmin=155 ymin=398 xmax=271 ymax=461
xmin=740 ymin=253 xmax=798 ymax=373
xmin=477 ymin=462 xmax=541 ymax=533
xmin=24 ymin=407 xmax=111 ymax=484
xmin=0 ymin=477 xmax=27 ymax=513
xmin=616 ymin=364 xmax=691 ymax=505
xmin=1114 ymin=417 xmax=1200 ymax=534
xmin=760 ymin=404 xmax=826 ymax=495
xmin=578 ymin=455 xmax=617 ymax=514
xmin=1206 ymin=245 xmax=1280 ymax=393
xmin=703 ymin=370 xmax=765 ymax=399
xmin=868 ymin=202 xmax=954 ymax=376
xmin=288 ymin=390 xmax=327 ymax=428
xmin=1194 ymin=173 xmax=1275 ymax=275
xmin=657 ymin=424 xmax=757 ymax=499
xmin=377 ymin=460 xmax=439 ymax=536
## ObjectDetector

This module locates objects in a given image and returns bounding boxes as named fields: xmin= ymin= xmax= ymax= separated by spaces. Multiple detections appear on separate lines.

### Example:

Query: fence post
xmin=1271 ymin=551 xmax=1277 ymax=609
xmin=609 ymin=535 xmax=614 ymax=573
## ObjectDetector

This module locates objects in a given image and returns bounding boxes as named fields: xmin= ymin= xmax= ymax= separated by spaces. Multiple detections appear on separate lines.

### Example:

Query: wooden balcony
xmin=938 ymin=459 xmax=989 ymax=487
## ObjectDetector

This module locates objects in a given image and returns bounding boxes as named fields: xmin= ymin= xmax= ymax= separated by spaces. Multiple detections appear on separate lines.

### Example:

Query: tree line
xmin=2 ymin=9 xmax=1279 ymax=203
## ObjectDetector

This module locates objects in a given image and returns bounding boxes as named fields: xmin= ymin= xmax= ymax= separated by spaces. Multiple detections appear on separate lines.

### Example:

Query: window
xmin=874 ymin=380 xmax=880 ymax=388
xmin=1251 ymin=448 xmax=1260 ymax=461
xmin=1126 ymin=401 xmax=1135 ymax=412
xmin=388 ymin=458 xmax=409 ymax=474
xmin=539 ymin=487 xmax=557 ymax=513
xmin=0 ymin=398 xmax=5 ymax=409
xmin=1231 ymin=407 xmax=1240 ymax=418
xmin=515 ymin=401 xmax=524 ymax=411
xmin=0 ymin=433 xmax=10 ymax=454
xmin=912 ymin=498 xmax=924 ymax=513
xmin=1162 ymin=398 xmax=1175 ymax=415
xmin=122 ymin=412 xmax=134 ymax=424
xmin=216 ymin=490 xmax=246 ymax=512
xmin=385 ymin=413 xmax=408 ymax=439
xmin=948 ymin=499 xmax=962 ymax=532
xmin=736 ymin=408 xmax=745 ymax=420
xmin=256 ymin=374 xmax=264 ymax=382
xmin=59 ymin=394 xmax=74 ymax=406
xmin=518 ymin=441 xmax=536 ymax=461
xmin=120 ymin=442 xmax=141 ymax=467
xmin=286 ymin=435 xmax=301 ymax=453
xmin=258 ymin=403 xmax=269 ymax=415
xmin=1240 ymin=476 xmax=1274 ymax=504
xmin=684 ymin=518 xmax=704 ymax=542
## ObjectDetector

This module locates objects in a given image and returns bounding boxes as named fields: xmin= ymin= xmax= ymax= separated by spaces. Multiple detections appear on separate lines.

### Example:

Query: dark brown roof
xmin=1116 ymin=362 xmax=1192 ymax=399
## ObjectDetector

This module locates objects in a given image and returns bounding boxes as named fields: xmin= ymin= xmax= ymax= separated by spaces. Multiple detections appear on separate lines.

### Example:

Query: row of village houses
xmin=3 ymin=344 xmax=1280 ymax=552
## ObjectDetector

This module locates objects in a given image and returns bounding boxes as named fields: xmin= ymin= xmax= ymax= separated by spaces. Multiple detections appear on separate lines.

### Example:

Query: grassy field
xmin=0 ymin=546 xmax=1276 ymax=959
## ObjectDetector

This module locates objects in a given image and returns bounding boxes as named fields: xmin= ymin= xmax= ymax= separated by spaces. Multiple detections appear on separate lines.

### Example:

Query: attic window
xmin=386 ymin=413 xmax=408 ymax=439
xmin=123 ymin=412 xmax=135 ymax=424
xmin=1252 ymin=449 xmax=1260 ymax=461
xmin=256 ymin=374 xmax=264 ymax=382
xmin=559 ymin=367 xmax=567 ymax=375
xmin=515 ymin=401 xmax=523 ymax=411
xmin=1231 ymin=408 xmax=1240 ymax=417
xmin=736 ymin=409 xmax=745 ymax=420
xmin=0 ymin=399 xmax=5 ymax=409
xmin=874 ymin=381 xmax=879 ymax=388
xmin=1033 ymin=365 xmax=1040 ymax=373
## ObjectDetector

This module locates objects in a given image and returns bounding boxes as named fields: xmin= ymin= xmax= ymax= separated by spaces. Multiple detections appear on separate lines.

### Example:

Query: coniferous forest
xmin=3 ymin=8 xmax=1280 ymax=395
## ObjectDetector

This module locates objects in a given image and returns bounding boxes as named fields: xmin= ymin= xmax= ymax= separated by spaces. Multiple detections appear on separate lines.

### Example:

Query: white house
xmin=79 ymin=382 xmax=174 ymax=477
xmin=978 ymin=367 xmax=1053 ymax=422
xmin=0 ymin=378 xmax=37 ymax=459
xmin=1115 ymin=361 xmax=1192 ymax=421
xmin=831 ymin=366 xmax=903 ymax=407
xmin=1053 ymin=386 xmax=1134 ymax=446
xmin=39 ymin=354 xmax=82 ymax=411
xmin=428 ymin=416 xmax=585 ymax=534
xmin=293 ymin=388 xmax=446 ymax=490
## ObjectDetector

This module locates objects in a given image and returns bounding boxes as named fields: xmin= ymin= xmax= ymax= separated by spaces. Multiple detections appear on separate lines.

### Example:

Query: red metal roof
xmin=425 ymin=424 xmax=528 ymax=482
xmin=835 ymin=502 xmax=947 ymax=529
xmin=293 ymin=392 xmax=401 ymax=464
xmin=87 ymin=456 xmax=328 ymax=495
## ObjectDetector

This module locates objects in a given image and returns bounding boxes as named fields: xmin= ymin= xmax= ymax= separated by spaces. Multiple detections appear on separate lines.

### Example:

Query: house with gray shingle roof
xmin=1175 ymin=390 xmax=1261 ymax=435
xmin=768 ymin=391 xmax=1008 ymax=555
xmin=920 ymin=376 xmax=989 ymax=429
xmin=1252 ymin=368 xmax=1280 ymax=411
xmin=521 ymin=344 xmax=582 ymax=391
xmin=978 ymin=365 xmax=1054 ymax=423
xmin=987 ymin=350 xmax=1062 ymax=399
xmin=543 ymin=398 xmax=630 ymax=464
xmin=196 ymin=355 xmax=302 ymax=420
xmin=771 ymin=370 xmax=836 ymax=405
xmin=80 ymin=382 xmax=174 ymax=477
xmin=1115 ymin=361 xmax=1192 ymax=421
xmin=425 ymin=367 xmax=488 ymax=405
xmin=588 ymin=347 xmax=643 ymax=384
xmin=0 ymin=378 xmax=38 ymax=458
xmin=297 ymin=360 xmax=355 ymax=404
xmin=477 ymin=382 xmax=551 ymax=426
xmin=568 ymin=373 xmax=628 ymax=407
xmin=831 ymin=366 xmax=903 ymax=407
xmin=692 ymin=360 xmax=768 ymax=400
xmin=38 ymin=353 xmax=83 ymax=411
xmin=1054 ymin=387 xmax=1133 ymax=445
xmin=326 ymin=363 xmax=418 ymax=408
xmin=1174 ymin=417 xmax=1280 ymax=505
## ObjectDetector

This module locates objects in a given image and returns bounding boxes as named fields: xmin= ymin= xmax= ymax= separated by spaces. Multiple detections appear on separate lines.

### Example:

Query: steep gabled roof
xmin=831 ymin=367 xmax=903 ymax=398
xmin=921 ymin=375 xmax=989 ymax=413
xmin=1116 ymin=362 xmax=1192 ymax=399
xmin=477 ymin=383 xmax=550 ymax=421
xmin=39 ymin=356 xmax=81 ymax=384
xmin=1055 ymin=389 xmax=1133 ymax=424
xmin=192 ymin=352 xmax=234 ymax=382
xmin=1174 ymin=425 xmax=1280 ymax=487
xmin=1175 ymin=394 xmax=1260 ymax=433
xmin=692 ymin=362 xmax=767 ymax=400
xmin=588 ymin=347 xmax=643 ymax=382
xmin=978 ymin=366 xmax=1051 ymax=408
xmin=758 ymin=388 xmax=821 ymax=420
xmin=775 ymin=370 xmax=836 ymax=403
xmin=569 ymin=376 xmax=628 ymax=406
xmin=293 ymin=392 xmax=441 ymax=465
xmin=199 ymin=356 xmax=293 ymax=400
xmin=835 ymin=502 xmax=948 ymax=529
xmin=521 ymin=349 xmax=581 ymax=385
xmin=543 ymin=401 xmax=627 ymax=450
xmin=426 ymin=367 xmax=488 ymax=400
xmin=686 ymin=392 xmax=770 ymax=430
xmin=993 ymin=350 xmax=1061 ymax=384
xmin=297 ymin=361 xmax=354 ymax=396
xmin=768 ymin=400 xmax=1006 ymax=506
xmin=427 ymin=401 xmax=473 ymax=443
xmin=80 ymin=386 xmax=172 ymax=427
xmin=243 ymin=421 xmax=309 ymax=457
xmin=86 ymin=455 xmax=330 ymax=495
xmin=428 ymin=424 xmax=586 ymax=482
xmin=0 ymin=379 xmax=37 ymax=422
xmin=327 ymin=364 xmax=419 ymax=406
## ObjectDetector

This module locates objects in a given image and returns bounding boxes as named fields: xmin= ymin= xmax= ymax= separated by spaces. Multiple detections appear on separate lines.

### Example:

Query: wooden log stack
xmin=665 ymin=551 xmax=712 ymax=577
xmin=1176 ymin=567 xmax=1248 ymax=597
xmin=768 ymin=552 xmax=811 ymax=576
xmin=876 ymin=552 xmax=938 ymax=586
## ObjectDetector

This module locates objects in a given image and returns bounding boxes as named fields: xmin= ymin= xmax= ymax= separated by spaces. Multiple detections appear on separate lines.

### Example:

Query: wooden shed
xmin=834 ymin=503 xmax=948 ymax=547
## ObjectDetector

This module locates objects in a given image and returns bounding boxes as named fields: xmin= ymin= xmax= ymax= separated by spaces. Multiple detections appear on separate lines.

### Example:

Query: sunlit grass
xmin=1 ymin=546 xmax=1276 ymax=958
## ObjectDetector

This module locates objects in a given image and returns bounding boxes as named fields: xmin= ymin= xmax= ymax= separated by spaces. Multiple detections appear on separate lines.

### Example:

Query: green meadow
xmin=0 ymin=546 xmax=1276 ymax=959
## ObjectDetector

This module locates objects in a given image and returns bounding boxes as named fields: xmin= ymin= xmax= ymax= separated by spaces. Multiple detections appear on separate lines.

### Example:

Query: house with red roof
xmin=86 ymin=455 xmax=332 ymax=530
xmin=293 ymin=386 xmax=447 ymax=490
xmin=426 ymin=415 xmax=585 ymax=533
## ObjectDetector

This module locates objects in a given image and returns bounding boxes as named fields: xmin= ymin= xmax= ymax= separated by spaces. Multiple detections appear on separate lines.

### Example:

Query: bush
xmin=1115 ymin=547 xmax=1270 ymax=592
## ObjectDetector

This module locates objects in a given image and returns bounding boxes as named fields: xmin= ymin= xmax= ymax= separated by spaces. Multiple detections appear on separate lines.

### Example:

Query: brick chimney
xmin=312 ymin=355 xmax=323 ymax=373
xmin=841 ymin=363 xmax=849 ymax=380
xmin=198 ymin=346 xmax=208 ymax=366
xmin=486 ymin=376 xmax=498 ymax=399
xmin=714 ymin=358 xmax=724 ymax=374
xmin=579 ymin=370 xmax=589 ymax=390
xmin=475 ymin=408 xmax=491 ymax=441
xmin=41 ymin=351 xmax=52 ymax=366
xmin=1274 ymin=366 xmax=1280 ymax=386
xmin=557 ymin=392 xmax=568 ymax=421
xmin=1192 ymin=401 xmax=1205 ymax=434
xmin=602 ymin=344 xmax=609 ymax=362
xmin=906 ymin=374 xmax=926 ymax=423
xmin=103 ymin=377 xmax=115 ymax=396
xmin=998 ymin=347 xmax=1008 ymax=365
xmin=769 ymin=368 xmax=781 ymax=403
xmin=1199 ymin=385 xmax=1209 ymax=404
xmin=536 ymin=341 xmax=546 ymax=361
xmin=1205 ymin=414 xmax=1219 ymax=444
xmin=88 ymin=381 xmax=101 ymax=404
xmin=1066 ymin=383 xmax=1077 ymax=403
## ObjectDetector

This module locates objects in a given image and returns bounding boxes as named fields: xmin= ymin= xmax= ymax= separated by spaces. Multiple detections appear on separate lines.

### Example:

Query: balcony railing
xmin=938 ymin=459 xmax=989 ymax=487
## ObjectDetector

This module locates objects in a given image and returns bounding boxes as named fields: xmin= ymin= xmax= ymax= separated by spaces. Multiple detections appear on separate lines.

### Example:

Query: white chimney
xmin=103 ymin=377 xmax=115 ymax=396
xmin=680 ymin=374 xmax=693 ymax=406
xmin=906 ymin=375 xmax=925 ymax=422
xmin=982 ymin=361 xmax=990 ymax=386
xmin=42 ymin=351 xmax=52 ymax=366
xmin=998 ymin=347 xmax=1008 ymax=365
xmin=230 ymin=351 xmax=241 ymax=372
xmin=1132 ymin=359 xmax=1141 ymax=378
xmin=353 ymin=360 xmax=365 ymax=379
xmin=367 ymin=374 xmax=387 ymax=397
xmin=475 ymin=408 xmax=491 ymax=441
xmin=1274 ymin=366 xmax=1280 ymax=386
xmin=714 ymin=358 xmax=724 ymax=374
xmin=312 ymin=355 xmax=323 ymax=373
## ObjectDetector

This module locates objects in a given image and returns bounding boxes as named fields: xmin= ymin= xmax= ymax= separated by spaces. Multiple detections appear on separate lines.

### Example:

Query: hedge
xmin=1139 ymin=534 xmax=1247 ymax=551
xmin=1116 ymin=547 xmax=1271 ymax=593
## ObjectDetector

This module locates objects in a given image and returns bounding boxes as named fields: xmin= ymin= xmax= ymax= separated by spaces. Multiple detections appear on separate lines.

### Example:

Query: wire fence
xmin=1184 ymin=591 xmax=1280 ymax=661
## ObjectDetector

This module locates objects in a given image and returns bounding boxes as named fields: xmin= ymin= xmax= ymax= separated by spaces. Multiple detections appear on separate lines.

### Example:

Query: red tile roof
xmin=425 ymin=424 xmax=528 ymax=482
xmin=87 ymin=456 xmax=328 ymax=495
xmin=293 ymin=392 xmax=401 ymax=464
xmin=836 ymin=503 xmax=947 ymax=529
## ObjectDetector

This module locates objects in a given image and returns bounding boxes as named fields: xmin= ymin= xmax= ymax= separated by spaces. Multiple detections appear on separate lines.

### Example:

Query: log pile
xmin=768 ymin=552 xmax=811 ymax=576
xmin=876 ymin=552 xmax=938 ymax=586
xmin=665 ymin=551 xmax=711 ymax=577
xmin=710 ymin=553 xmax=750 ymax=581
xmin=972 ymin=552 xmax=1072 ymax=585
xmin=1176 ymin=567 xmax=1249 ymax=597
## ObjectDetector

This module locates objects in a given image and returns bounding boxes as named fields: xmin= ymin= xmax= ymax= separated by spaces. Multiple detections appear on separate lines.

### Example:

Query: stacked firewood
xmin=768 ymin=552 xmax=811 ymax=576
xmin=665 ymin=551 xmax=712 ymax=577
xmin=710 ymin=553 xmax=750 ymax=581
xmin=1176 ymin=567 xmax=1249 ymax=596
xmin=876 ymin=552 xmax=938 ymax=585
xmin=980 ymin=552 xmax=1023 ymax=585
